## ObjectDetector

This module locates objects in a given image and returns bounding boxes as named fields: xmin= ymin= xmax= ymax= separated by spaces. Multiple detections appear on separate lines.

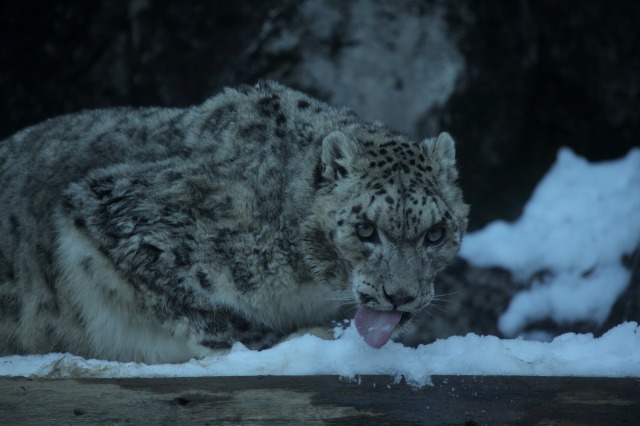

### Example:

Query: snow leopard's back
xmin=0 ymin=82 xmax=355 ymax=360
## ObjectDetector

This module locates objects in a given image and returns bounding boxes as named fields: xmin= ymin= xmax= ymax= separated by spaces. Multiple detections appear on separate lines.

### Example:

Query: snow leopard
xmin=0 ymin=81 xmax=468 ymax=363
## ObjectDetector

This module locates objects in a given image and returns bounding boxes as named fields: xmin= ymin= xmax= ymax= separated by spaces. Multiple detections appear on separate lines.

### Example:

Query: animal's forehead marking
xmin=354 ymin=178 xmax=441 ymax=239
xmin=353 ymin=135 xmax=445 ymax=236
xmin=361 ymin=137 xmax=434 ymax=179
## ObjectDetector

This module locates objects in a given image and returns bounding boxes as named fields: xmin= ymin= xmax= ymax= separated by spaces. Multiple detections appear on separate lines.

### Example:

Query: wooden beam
xmin=1 ymin=375 xmax=638 ymax=424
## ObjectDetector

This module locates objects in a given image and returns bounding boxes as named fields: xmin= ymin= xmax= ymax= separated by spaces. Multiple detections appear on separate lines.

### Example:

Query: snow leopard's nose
xmin=383 ymin=288 xmax=415 ymax=309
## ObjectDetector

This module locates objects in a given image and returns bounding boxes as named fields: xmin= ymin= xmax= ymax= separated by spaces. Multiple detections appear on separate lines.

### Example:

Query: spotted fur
xmin=0 ymin=81 xmax=468 ymax=362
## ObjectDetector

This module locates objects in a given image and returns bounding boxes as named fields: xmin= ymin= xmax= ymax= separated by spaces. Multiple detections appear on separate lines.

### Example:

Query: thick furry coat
xmin=0 ymin=82 xmax=468 ymax=362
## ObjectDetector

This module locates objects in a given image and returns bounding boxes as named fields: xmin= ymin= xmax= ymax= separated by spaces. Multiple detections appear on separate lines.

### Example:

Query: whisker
xmin=427 ymin=303 xmax=451 ymax=314
xmin=324 ymin=296 xmax=354 ymax=302
xmin=326 ymin=300 xmax=357 ymax=309
xmin=434 ymin=297 xmax=464 ymax=309
xmin=323 ymin=292 xmax=360 ymax=312
xmin=433 ymin=290 xmax=464 ymax=298
xmin=323 ymin=291 xmax=353 ymax=301
xmin=421 ymin=309 xmax=438 ymax=321
xmin=343 ymin=305 xmax=359 ymax=314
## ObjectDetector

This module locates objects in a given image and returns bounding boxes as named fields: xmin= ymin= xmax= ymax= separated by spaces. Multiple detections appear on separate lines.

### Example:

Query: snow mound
xmin=460 ymin=148 xmax=640 ymax=336
xmin=2 ymin=321 xmax=638 ymax=386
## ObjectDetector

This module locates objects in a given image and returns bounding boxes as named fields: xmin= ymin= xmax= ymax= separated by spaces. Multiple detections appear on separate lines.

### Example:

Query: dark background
xmin=1 ymin=0 xmax=638 ymax=340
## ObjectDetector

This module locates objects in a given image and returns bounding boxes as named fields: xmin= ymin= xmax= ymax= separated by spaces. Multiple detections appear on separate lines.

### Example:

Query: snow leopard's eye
xmin=355 ymin=223 xmax=379 ymax=244
xmin=424 ymin=225 xmax=446 ymax=246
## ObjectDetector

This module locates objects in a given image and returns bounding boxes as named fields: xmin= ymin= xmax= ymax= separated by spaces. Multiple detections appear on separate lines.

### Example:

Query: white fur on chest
xmin=54 ymin=216 xmax=341 ymax=362
xmin=55 ymin=217 xmax=211 ymax=362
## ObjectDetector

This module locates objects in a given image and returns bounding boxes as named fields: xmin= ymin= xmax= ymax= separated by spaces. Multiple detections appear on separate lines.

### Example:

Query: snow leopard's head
xmin=302 ymin=127 xmax=468 ymax=347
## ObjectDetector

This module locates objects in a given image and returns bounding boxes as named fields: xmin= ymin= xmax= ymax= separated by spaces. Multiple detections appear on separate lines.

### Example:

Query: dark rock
xmin=402 ymin=258 xmax=517 ymax=345
xmin=600 ymin=248 xmax=640 ymax=335
xmin=1 ymin=0 xmax=279 ymax=138
xmin=434 ymin=1 xmax=640 ymax=228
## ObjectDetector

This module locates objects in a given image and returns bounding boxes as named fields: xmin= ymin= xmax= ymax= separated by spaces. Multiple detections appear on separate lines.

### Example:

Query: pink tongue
xmin=354 ymin=306 xmax=403 ymax=349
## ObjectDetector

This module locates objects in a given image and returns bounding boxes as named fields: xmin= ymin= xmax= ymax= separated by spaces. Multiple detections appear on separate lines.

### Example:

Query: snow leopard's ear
xmin=318 ymin=130 xmax=360 ymax=185
xmin=422 ymin=132 xmax=459 ymax=180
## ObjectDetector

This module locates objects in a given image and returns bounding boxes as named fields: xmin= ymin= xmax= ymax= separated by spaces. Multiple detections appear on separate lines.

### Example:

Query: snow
xmin=1 ymin=322 xmax=638 ymax=385
xmin=460 ymin=148 xmax=640 ymax=337
xmin=1 ymin=147 xmax=639 ymax=385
